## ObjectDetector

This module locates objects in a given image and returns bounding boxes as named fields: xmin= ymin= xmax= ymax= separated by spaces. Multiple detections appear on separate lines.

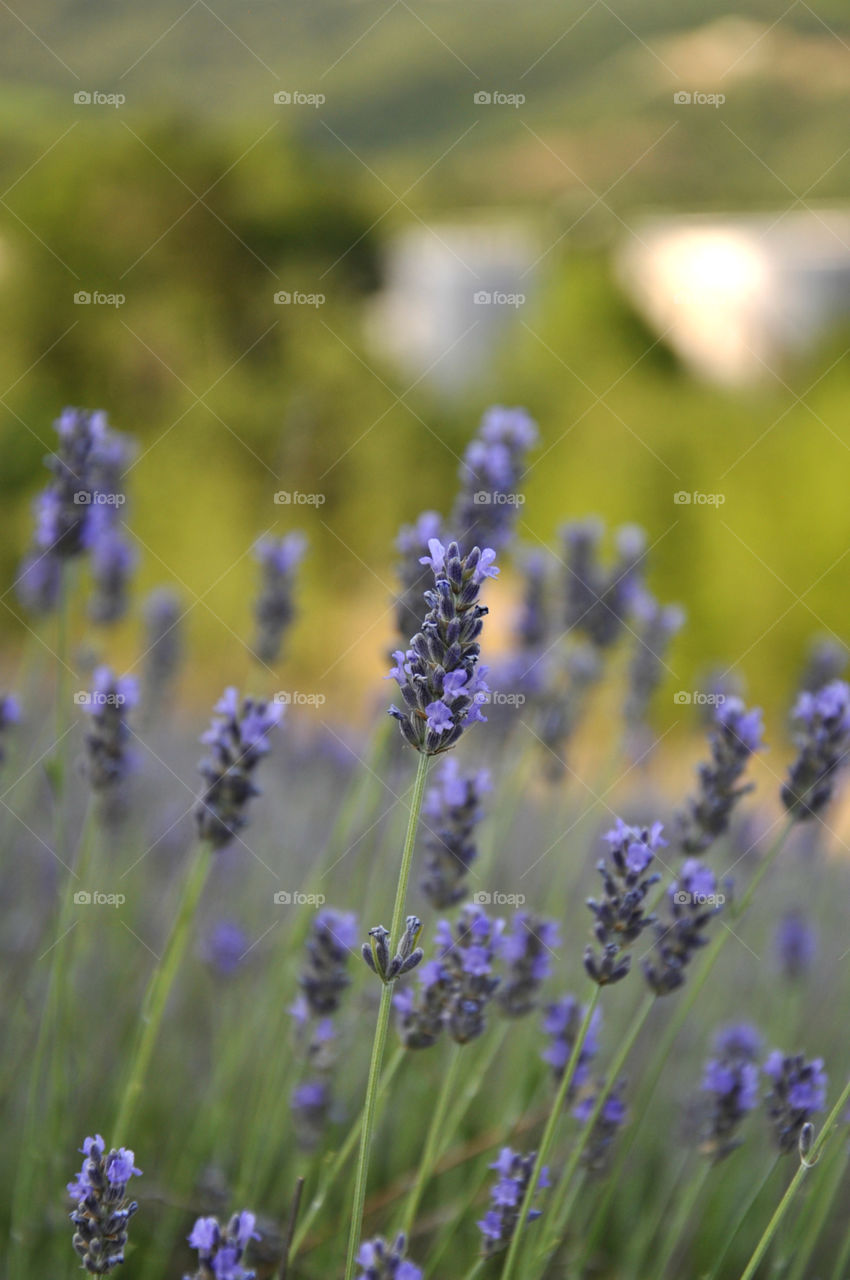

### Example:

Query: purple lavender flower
xmin=252 ymin=533 xmax=307 ymax=664
xmin=541 ymin=995 xmax=601 ymax=1089
xmin=451 ymin=407 xmax=537 ymax=553
xmin=194 ymin=689 xmax=282 ymax=847
xmin=477 ymin=1147 xmax=549 ymax=1257
xmin=573 ymin=1081 xmax=628 ymax=1173
xmin=763 ymin=1051 xmax=828 ymax=1153
xmin=699 ymin=1023 xmax=761 ymax=1162
xmin=67 ymin=1134 xmax=141 ymax=1274
xmin=0 ymin=694 xmax=20 ymax=768
xmin=355 ymin=1232 xmax=421 ymax=1280
xmin=16 ymin=550 xmax=62 ymax=613
xmin=184 ymin=1209 xmax=260 ymax=1280
xmin=643 ymin=859 xmax=724 ymax=996
xmin=362 ymin=915 xmax=424 ymax=984
xmin=677 ymin=697 xmax=764 ymax=854
xmin=563 ymin=519 xmax=646 ymax=650
xmin=624 ymin=593 xmax=684 ymax=733
xmin=782 ymin=681 xmax=850 ymax=820
xmin=142 ymin=587 xmax=183 ymax=704
xmin=774 ymin=910 xmax=817 ymax=981
xmin=88 ymin=522 xmax=137 ymax=625
xmin=497 ymin=914 xmax=560 ymax=1017
xmin=420 ymin=757 xmax=490 ymax=908
xmin=388 ymin=539 xmax=498 ymax=755
xmin=291 ymin=1078 xmax=331 ymax=1150
xmin=201 ymin=920 xmax=251 ymax=976
xmin=394 ymin=906 xmax=503 ymax=1047
xmin=394 ymin=511 xmax=443 ymax=646
xmin=299 ymin=909 xmax=358 ymax=1015
xmin=584 ymin=820 xmax=664 ymax=986
xmin=514 ymin=548 xmax=550 ymax=650
xmin=536 ymin=642 xmax=602 ymax=781
xmin=798 ymin=636 xmax=848 ymax=695
xmin=80 ymin=668 xmax=139 ymax=790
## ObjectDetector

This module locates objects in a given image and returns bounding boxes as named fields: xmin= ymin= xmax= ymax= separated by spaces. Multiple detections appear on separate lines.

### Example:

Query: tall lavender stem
xmin=343 ymin=750 xmax=431 ymax=1280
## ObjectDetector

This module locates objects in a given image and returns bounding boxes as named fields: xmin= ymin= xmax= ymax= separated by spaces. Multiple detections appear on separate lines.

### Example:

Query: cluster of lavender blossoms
xmin=420 ymin=757 xmax=491 ymax=908
xmin=774 ymin=909 xmax=818 ymax=980
xmin=394 ymin=906 xmax=503 ymax=1047
xmin=81 ymin=668 xmax=139 ymax=790
xmin=562 ymin=519 xmax=646 ymax=650
xmin=251 ymin=533 xmax=306 ymax=664
xmin=677 ymin=698 xmax=764 ymax=853
xmin=355 ymin=1233 xmax=421 ymax=1280
xmin=643 ymin=859 xmax=725 ymax=996
xmin=194 ymin=689 xmax=282 ymax=847
xmin=542 ymin=994 xmax=601 ymax=1089
xmin=184 ymin=1210 xmax=260 ymax=1280
xmin=497 ymin=914 xmax=560 ymax=1017
xmin=477 ymin=1148 xmax=549 ymax=1258
xmin=451 ymin=407 xmax=537 ymax=553
xmin=18 ymin=408 xmax=134 ymax=618
xmin=0 ymin=693 xmax=20 ymax=768
xmin=584 ymin=820 xmax=664 ymax=986
xmin=624 ymin=593 xmax=685 ymax=740
xmin=141 ymin=588 xmax=183 ymax=710
xmin=573 ymin=1081 xmax=628 ymax=1174
xmin=698 ymin=1023 xmax=761 ymax=1162
xmin=781 ymin=681 xmax=850 ymax=820
xmin=763 ymin=1050 xmax=828 ymax=1153
xmin=67 ymin=1135 xmax=141 ymax=1274
xmin=389 ymin=539 xmax=497 ymax=755
xmin=394 ymin=511 xmax=443 ymax=645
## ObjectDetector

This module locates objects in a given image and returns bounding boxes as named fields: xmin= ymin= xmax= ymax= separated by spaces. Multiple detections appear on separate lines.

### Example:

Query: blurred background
xmin=2 ymin=0 xmax=850 ymax=722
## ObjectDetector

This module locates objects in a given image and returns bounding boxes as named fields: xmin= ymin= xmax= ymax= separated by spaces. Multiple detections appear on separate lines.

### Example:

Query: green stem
xmin=739 ymin=1074 xmax=850 ymax=1280
xmin=787 ymin=1139 xmax=846 ymax=1280
xmin=703 ymin=1156 xmax=780 ymax=1280
xmin=653 ymin=1160 xmax=710 ymax=1278
xmin=343 ymin=750 xmax=431 ymax=1280
xmin=399 ymin=1043 xmax=463 ymax=1239
xmin=461 ymin=1261 xmax=486 ymax=1280
xmin=112 ymin=840 xmax=213 ymax=1142
xmin=830 ymin=1197 xmax=850 ymax=1280
xmin=499 ymin=987 xmax=602 ymax=1280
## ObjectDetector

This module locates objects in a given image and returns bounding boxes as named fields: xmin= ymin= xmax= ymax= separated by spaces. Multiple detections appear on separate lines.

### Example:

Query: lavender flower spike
xmin=0 ymin=694 xmax=20 ymax=768
xmin=573 ymin=1081 xmax=628 ymax=1174
xmin=477 ymin=1148 xmax=550 ymax=1257
xmin=584 ymin=819 xmax=664 ymax=986
xmin=184 ymin=1209 xmax=260 ymax=1280
xmin=643 ymin=859 xmax=724 ymax=996
xmin=699 ymin=1023 xmax=761 ymax=1162
xmin=299 ymin=908 xmax=358 ymax=1013
xmin=421 ymin=757 xmax=490 ymax=908
xmin=782 ymin=680 xmax=850 ymax=820
xmin=252 ymin=532 xmax=307 ymax=664
xmin=497 ymin=914 xmax=560 ymax=1017
xmin=388 ymin=539 xmax=498 ymax=755
xmin=541 ymin=994 xmax=601 ymax=1089
xmin=67 ymin=1134 xmax=141 ymax=1274
xmin=677 ymin=697 xmax=764 ymax=854
xmin=355 ymin=1232 xmax=422 ymax=1279
xmin=142 ymin=587 xmax=183 ymax=702
xmin=451 ymin=406 xmax=537 ymax=553
xmin=763 ymin=1050 xmax=827 ymax=1153
xmin=194 ymin=689 xmax=282 ymax=847
xmin=394 ymin=511 xmax=443 ymax=645
xmin=88 ymin=522 xmax=137 ymax=625
xmin=563 ymin=519 xmax=646 ymax=650
xmin=80 ymin=668 xmax=139 ymax=790
xmin=774 ymin=909 xmax=817 ymax=981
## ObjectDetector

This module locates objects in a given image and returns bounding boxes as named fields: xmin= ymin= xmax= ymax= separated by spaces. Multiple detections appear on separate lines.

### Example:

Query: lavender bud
xmin=563 ymin=519 xmax=646 ymax=650
xmin=477 ymin=1148 xmax=549 ymax=1257
xmin=643 ymin=860 xmax=724 ymax=996
xmin=451 ymin=407 xmax=537 ymax=554
xmin=572 ymin=1081 xmax=628 ymax=1174
xmin=299 ymin=909 xmax=358 ymax=1014
xmin=200 ymin=920 xmax=251 ymax=977
xmin=584 ymin=819 xmax=664 ymax=986
xmin=497 ymin=914 xmax=560 ymax=1017
xmin=698 ymin=1023 xmax=761 ymax=1162
xmin=185 ymin=1209 xmax=260 ymax=1280
xmin=291 ymin=1078 xmax=332 ymax=1151
xmin=16 ymin=550 xmax=62 ymax=614
xmin=536 ymin=643 xmax=602 ymax=780
xmin=676 ymin=698 xmax=764 ymax=854
xmin=363 ymin=917 xmax=423 ymax=984
xmin=624 ymin=593 xmax=684 ymax=733
xmin=782 ymin=681 xmax=850 ymax=820
xmin=67 ymin=1134 xmax=141 ymax=1274
xmin=763 ymin=1050 xmax=827 ymax=1154
xmin=388 ymin=539 xmax=498 ymax=755
xmin=80 ymin=668 xmax=139 ymax=790
xmin=355 ymin=1232 xmax=422 ymax=1279
xmin=251 ymin=533 xmax=306 ymax=665
xmin=394 ymin=512 xmax=443 ymax=646
xmin=88 ymin=524 xmax=137 ymax=625
xmin=421 ymin=757 xmax=490 ymax=908
xmin=541 ymin=995 xmax=601 ymax=1089
xmin=515 ymin=548 xmax=550 ymax=649
xmin=799 ymin=1121 xmax=815 ymax=1161
xmin=774 ymin=909 xmax=817 ymax=981
xmin=194 ymin=688 xmax=282 ymax=848
xmin=142 ymin=588 xmax=183 ymax=702
xmin=798 ymin=636 xmax=848 ymax=695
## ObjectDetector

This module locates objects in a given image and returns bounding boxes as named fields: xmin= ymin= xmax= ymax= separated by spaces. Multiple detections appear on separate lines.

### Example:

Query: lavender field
xmin=2 ymin=403 xmax=850 ymax=1279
